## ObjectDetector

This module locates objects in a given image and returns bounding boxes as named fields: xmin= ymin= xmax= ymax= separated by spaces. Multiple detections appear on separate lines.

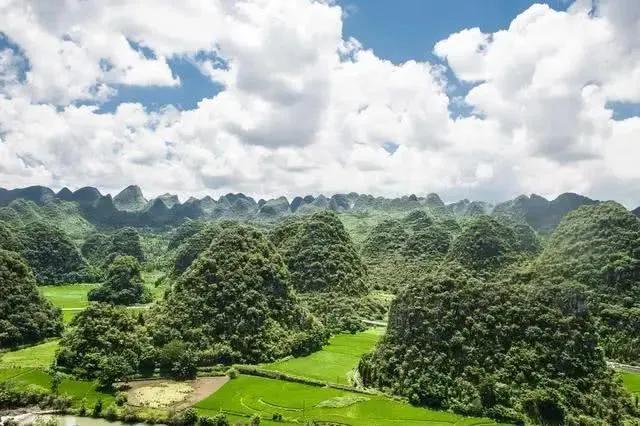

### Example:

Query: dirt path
xmin=179 ymin=376 xmax=229 ymax=409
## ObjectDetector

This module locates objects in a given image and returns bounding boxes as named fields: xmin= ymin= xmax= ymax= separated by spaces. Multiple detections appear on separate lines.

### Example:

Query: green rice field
xmin=262 ymin=327 xmax=384 ymax=384
xmin=0 ymin=340 xmax=59 ymax=368
xmin=195 ymin=375 xmax=502 ymax=426
xmin=40 ymin=284 xmax=98 ymax=309
xmin=0 ymin=368 xmax=113 ymax=407
xmin=622 ymin=371 xmax=640 ymax=396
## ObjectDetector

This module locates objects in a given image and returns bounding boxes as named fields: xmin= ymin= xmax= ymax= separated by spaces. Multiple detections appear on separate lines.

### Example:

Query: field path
xmin=180 ymin=376 xmax=230 ymax=409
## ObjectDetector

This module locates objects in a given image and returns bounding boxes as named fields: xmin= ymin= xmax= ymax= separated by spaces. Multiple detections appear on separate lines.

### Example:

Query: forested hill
xmin=0 ymin=184 xmax=628 ymax=232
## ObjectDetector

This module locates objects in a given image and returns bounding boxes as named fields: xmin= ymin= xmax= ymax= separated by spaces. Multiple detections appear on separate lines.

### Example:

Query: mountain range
xmin=1 ymin=185 xmax=637 ymax=231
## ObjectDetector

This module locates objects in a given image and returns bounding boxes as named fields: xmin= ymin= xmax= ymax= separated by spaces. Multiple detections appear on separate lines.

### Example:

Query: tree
xmin=88 ymin=255 xmax=151 ymax=305
xmin=107 ymin=227 xmax=145 ymax=263
xmin=359 ymin=266 xmax=637 ymax=423
xmin=18 ymin=221 xmax=89 ymax=284
xmin=158 ymin=340 xmax=198 ymax=380
xmin=0 ymin=249 xmax=63 ymax=348
xmin=55 ymin=304 xmax=152 ymax=383
xmin=172 ymin=224 xmax=223 ymax=276
xmin=150 ymin=224 xmax=326 ymax=364
xmin=271 ymin=211 xmax=368 ymax=295
xmin=445 ymin=215 xmax=517 ymax=274
xmin=0 ymin=220 xmax=21 ymax=252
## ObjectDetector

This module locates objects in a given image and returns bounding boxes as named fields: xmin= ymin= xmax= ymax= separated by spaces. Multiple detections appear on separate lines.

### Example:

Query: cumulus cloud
xmin=0 ymin=0 xmax=639 ymax=206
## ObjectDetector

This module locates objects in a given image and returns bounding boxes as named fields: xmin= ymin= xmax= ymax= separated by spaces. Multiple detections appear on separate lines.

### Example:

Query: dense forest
xmin=1 ymin=185 xmax=640 ymax=425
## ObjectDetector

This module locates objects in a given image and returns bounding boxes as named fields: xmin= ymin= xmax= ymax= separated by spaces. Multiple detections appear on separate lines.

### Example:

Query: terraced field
xmin=195 ymin=375 xmax=502 ymax=426
xmin=262 ymin=327 xmax=384 ymax=384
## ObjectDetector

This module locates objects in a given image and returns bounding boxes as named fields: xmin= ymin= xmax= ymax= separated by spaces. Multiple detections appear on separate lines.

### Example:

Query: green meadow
xmin=0 ymin=368 xmax=113 ymax=407
xmin=262 ymin=327 xmax=384 ymax=384
xmin=40 ymin=283 xmax=98 ymax=309
xmin=0 ymin=340 xmax=59 ymax=368
xmin=622 ymin=371 xmax=640 ymax=396
xmin=195 ymin=375 xmax=502 ymax=426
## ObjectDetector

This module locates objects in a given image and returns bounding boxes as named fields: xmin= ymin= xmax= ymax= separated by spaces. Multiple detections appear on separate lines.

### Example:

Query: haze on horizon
xmin=0 ymin=0 xmax=639 ymax=205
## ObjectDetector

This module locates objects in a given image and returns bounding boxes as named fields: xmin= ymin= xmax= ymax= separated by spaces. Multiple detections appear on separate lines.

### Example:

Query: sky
xmin=0 ymin=0 xmax=639 ymax=206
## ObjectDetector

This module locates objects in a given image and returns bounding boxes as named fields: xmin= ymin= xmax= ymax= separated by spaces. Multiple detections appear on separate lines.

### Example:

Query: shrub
xmin=92 ymin=399 xmax=103 ymax=417
xmin=104 ymin=403 xmax=119 ymax=421
xmin=115 ymin=391 xmax=128 ymax=406
xmin=225 ymin=367 xmax=238 ymax=379
xmin=197 ymin=414 xmax=229 ymax=426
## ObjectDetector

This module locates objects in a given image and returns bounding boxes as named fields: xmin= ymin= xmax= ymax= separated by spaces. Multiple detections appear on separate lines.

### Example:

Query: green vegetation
xmin=19 ymin=221 xmax=92 ymax=284
xmin=88 ymin=255 xmax=151 ymax=305
xmin=0 ymin=368 xmax=113 ymax=407
xmin=360 ymin=267 xmax=638 ymax=424
xmin=271 ymin=212 xmax=389 ymax=333
xmin=82 ymin=227 xmax=145 ymax=268
xmin=0 ymin=198 xmax=95 ymax=241
xmin=3 ymin=187 xmax=640 ymax=426
xmin=263 ymin=327 xmax=383 ymax=384
xmin=168 ymin=220 xmax=207 ymax=250
xmin=40 ymin=283 xmax=98 ymax=309
xmin=0 ymin=220 xmax=22 ymax=252
xmin=360 ymin=210 xmax=454 ymax=292
xmin=151 ymin=224 xmax=327 ymax=364
xmin=172 ymin=223 xmax=223 ymax=276
xmin=445 ymin=215 xmax=519 ymax=275
xmin=536 ymin=202 xmax=640 ymax=364
xmin=56 ymin=304 xmax=154 ymax=387
xmin=0 ymin=249 xmax=63 ymax=348
xmin=0 ymin=340 xmax=59 ymax=368
xmin=195 ymin=375 xmax=500 ymax=426
xmin=270 ymin=211 xmax=367 ymax=295
xmin=298 ymin=292 xmax=388 ymax=334
xmin=622 ymin=371 xmax=640 ymax=396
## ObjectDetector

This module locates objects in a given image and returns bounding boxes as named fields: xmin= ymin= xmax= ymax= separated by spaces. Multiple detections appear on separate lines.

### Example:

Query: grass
xmin=40 ymin=283 xmax=99 ymax=309
xmin=0 ymin=368 xmax=114 ymax=407
xmin=195 ymin=375 xmax=501 ymax=426
xmin=0 ymin=340 xmax=59 ymax=368
xmin=622 ymin=371 xmax=640 ymax=396
xmin=262 ymin=327 xmax=384 ymax=384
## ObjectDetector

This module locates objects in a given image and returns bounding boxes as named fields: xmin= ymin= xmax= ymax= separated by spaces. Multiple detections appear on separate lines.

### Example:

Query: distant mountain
xmin=632 ymin=206 xmax=640 ymax=217
xmin=113 ymin=185 xmax=148 ymax=211
xmin=72 ymin=187 xmax=102 ymax=205
xmin=56 ymin=187 xmax=74 ymax=201
xmin=156 ymin=193 xmax=180 ymax=209
xmin=258 ymin=196 xmax=290 ymax=217
xmin=0 ymin=186 xmax=56 ymax=205
xmin=493 ymin=192 xmax=598 ymax=233
xmin=0 ymin=185 xmax=618 ymax=230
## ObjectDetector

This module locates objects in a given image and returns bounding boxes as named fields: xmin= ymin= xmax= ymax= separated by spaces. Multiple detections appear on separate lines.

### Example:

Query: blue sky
xmin=54 ymin=1 xmax=572 ymax=113
xmin=1 ymin=0 xmax=640 ymax=205
xmin=5 ymin=0 xmax=636 ymax=121
xmin=340 ymin=0 xmax=569 ymax=63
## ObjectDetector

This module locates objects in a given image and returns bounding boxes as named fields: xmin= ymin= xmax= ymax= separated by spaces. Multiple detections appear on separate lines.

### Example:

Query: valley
xmin=2 ymin=186 xmax=640 ymax=425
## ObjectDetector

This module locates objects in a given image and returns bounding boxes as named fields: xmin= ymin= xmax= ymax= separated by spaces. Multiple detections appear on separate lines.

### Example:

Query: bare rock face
xmin=114 ymin=185 xmax=148 ymax=212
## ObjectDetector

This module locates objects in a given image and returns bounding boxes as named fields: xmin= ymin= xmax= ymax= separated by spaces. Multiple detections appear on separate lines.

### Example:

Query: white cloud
xmin=0 ymin=0 xmax=639 ymax=206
